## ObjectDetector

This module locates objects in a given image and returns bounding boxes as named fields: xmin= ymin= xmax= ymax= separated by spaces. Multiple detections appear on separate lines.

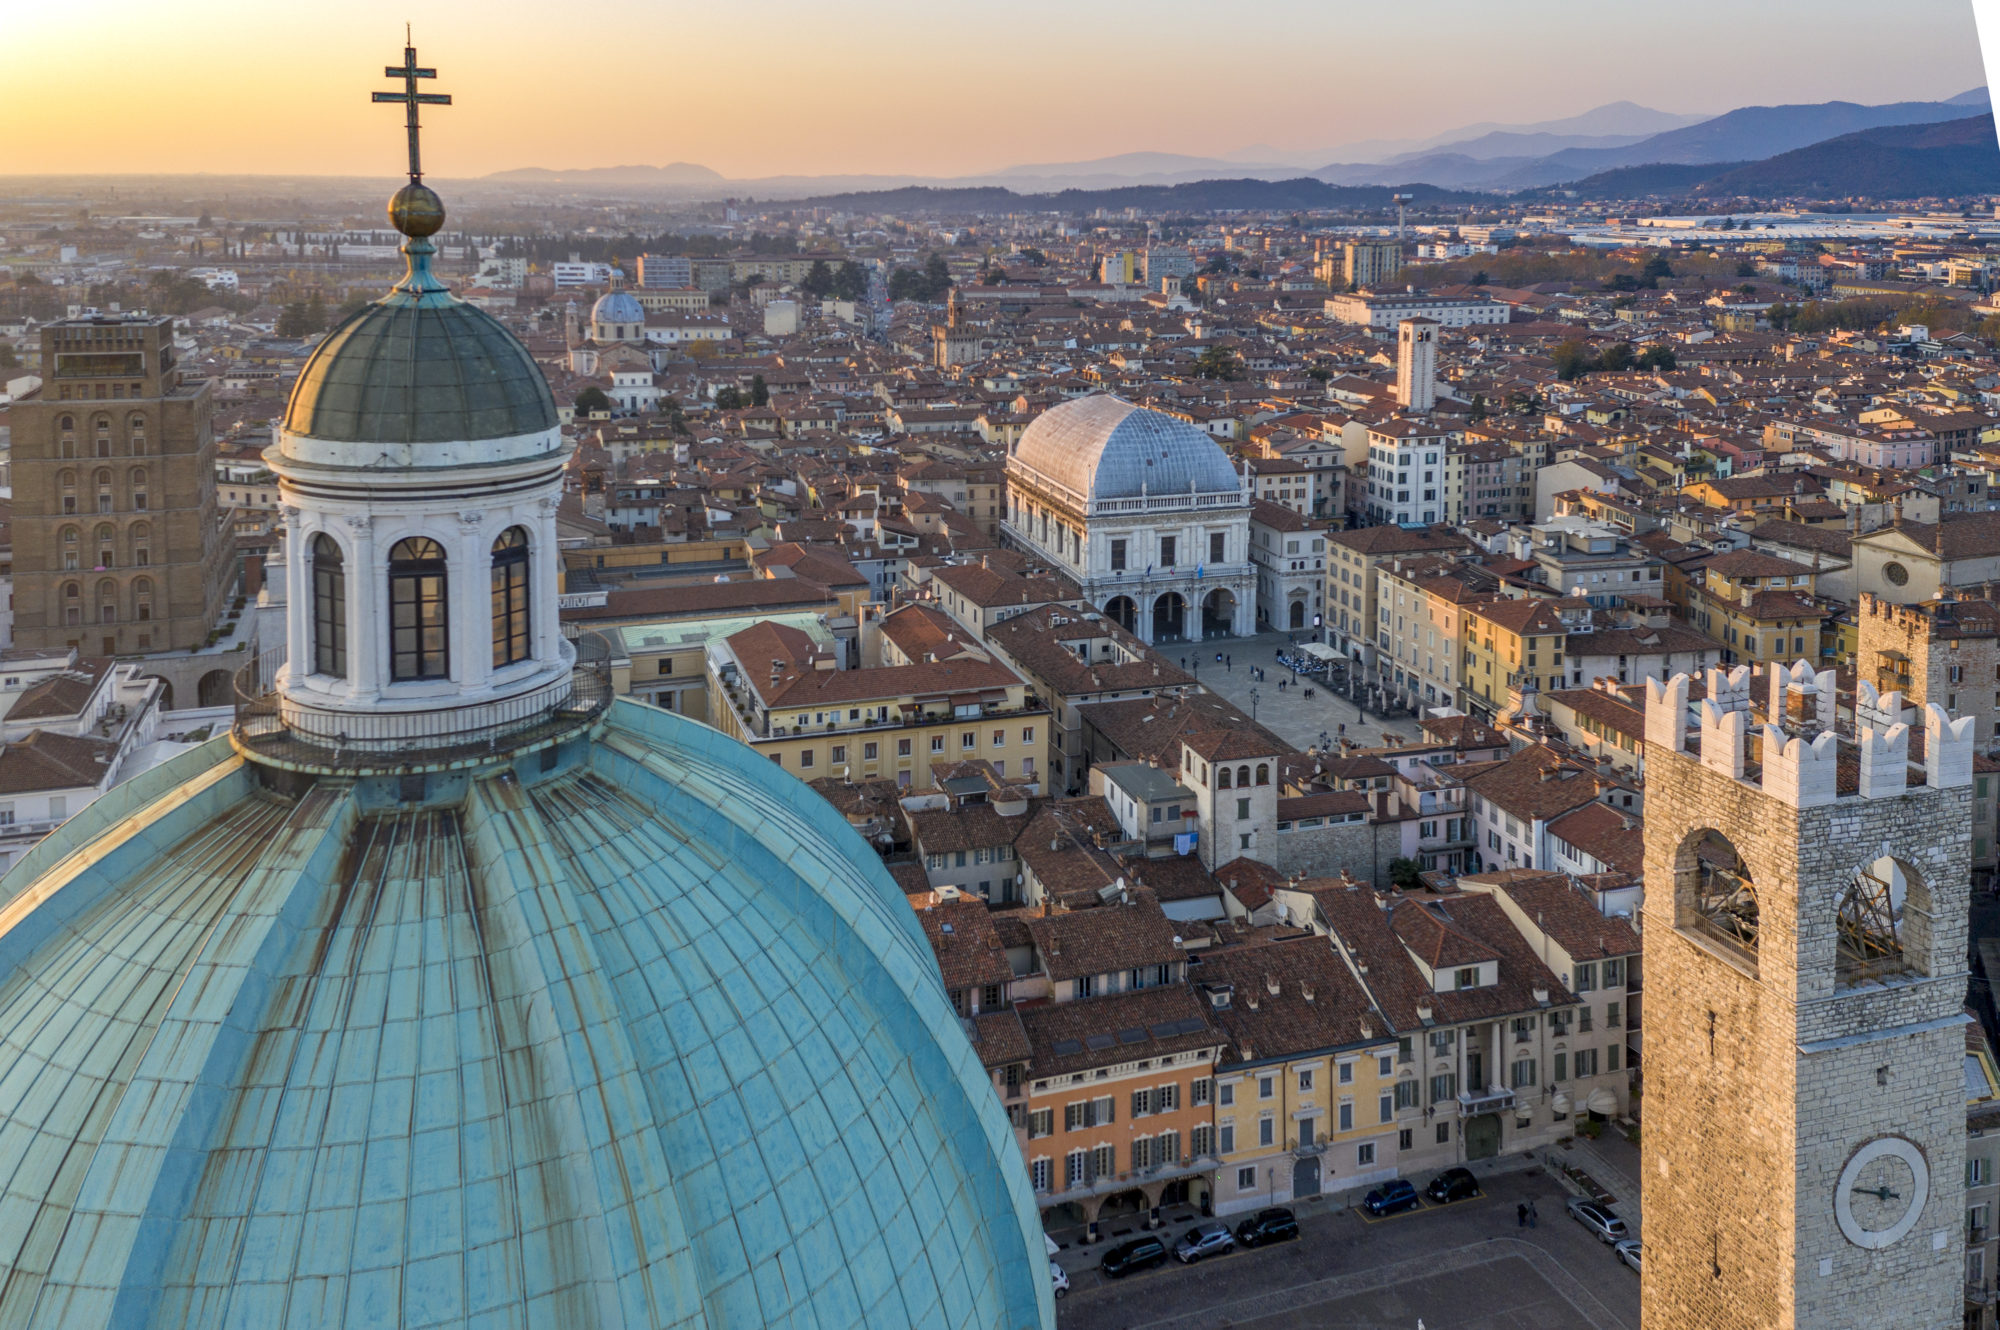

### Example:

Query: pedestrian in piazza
xmin=1516 ymin=1203 xmax=1527 ymax=1228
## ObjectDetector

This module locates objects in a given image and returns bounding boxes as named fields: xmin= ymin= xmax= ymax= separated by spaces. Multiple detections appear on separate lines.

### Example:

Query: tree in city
xmin=832 ymin=260 xmax=868 ymax=302
xmin=714 ymin=385 xmax=744 ymax=410
xmin=1636 ymin=343 xmax=1678 ymax=371
xmin=1387 ymin=857 xmax=1425 ymax=891
xmin=1551 ymin=339 xmax=1597 ymax=381
xmin=572 ymin=386 xmax=612 ymax=416
xmin=1640 ymin=254 xmax=1674 ymax=282
xmin=800 ymin=259 xmax=834 ymax=298
xmin=1017 ymin=246 xmax=1048 ymax=267
xmin=750 ymin=374 xmax=769 ymax=407
xmin=1193 ymin=344 xmax=1241 ymax=381
xmin=1597 ymin=342 xmax=1635 ymax=373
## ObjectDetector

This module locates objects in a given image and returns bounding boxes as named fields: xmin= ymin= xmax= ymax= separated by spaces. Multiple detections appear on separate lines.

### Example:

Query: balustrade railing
xmin=233 ymin=635 xmax=614 ymax=771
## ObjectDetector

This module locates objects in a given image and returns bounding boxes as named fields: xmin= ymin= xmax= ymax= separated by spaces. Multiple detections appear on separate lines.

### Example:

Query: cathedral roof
xmin=281 ymin=242 xmax=558 ymax=447
xmin=0 ymin=701 xmax=1051 ymax=1329
xmin=591 ymin=290 xmax=646 ymax=326
xmin=1009 ymin=394 xmax=1242 ymax=503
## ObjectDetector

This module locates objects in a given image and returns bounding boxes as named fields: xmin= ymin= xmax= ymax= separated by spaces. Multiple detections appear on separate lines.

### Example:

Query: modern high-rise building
xmin=1344 ymin=238 xmax=1403 ymax=290
xmin=1396 ymin=316 xmax=1438 ymax=413
xmin=8 ymin=314 xmax=230 ymax=654
xmin=636 ymin=251 xmax=693 ymax=288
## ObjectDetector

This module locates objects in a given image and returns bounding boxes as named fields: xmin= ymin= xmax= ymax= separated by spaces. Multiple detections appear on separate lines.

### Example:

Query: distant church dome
xmin=590 ymin=289 xmax=645 ymax=329
xmin=1011 ymin=393 xmax=1241 ymax=501
xmin=0 ymin=44 xmax=1052 ymax=1330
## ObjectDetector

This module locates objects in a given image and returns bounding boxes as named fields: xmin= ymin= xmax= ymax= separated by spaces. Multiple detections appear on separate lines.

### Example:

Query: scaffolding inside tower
xmin=1836 ymin=866 xmax=1906 ymax=984
xmin=1690 ymin=834 xmax=1760 ymax=958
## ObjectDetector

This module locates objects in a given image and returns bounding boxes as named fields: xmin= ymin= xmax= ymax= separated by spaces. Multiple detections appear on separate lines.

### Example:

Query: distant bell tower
xmin=1640 ymin=663 xmax=1971 ymax=1330
xmin=1395 ymin=317 xmax=1436 ymax=413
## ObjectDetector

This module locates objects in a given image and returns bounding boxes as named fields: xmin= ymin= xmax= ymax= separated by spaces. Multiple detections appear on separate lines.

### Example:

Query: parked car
xmin=1100 ymin=1236 xmax=1168 ymax=1279
xmin=1174 ymin=1221 xmax=1235 ymax=1264
xmin=1426 ymin=1167 xmax=1479 ymax=1204
xmin=1363 ymin=1179 xmax=1422 ymax=1216
xmin=1233 ymin=1207 xmax=1300 ymax=1247
xmin=1567 ymin=1198 xmax=1630 ymax=1244
xmin=1615 ymin=1239 xmax=1642 ymax=1273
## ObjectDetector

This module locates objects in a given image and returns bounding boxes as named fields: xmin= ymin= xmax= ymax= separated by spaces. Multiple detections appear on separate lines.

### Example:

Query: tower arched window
xmin=94 ymin=468 xmax=113 ymax=514
xmin=388 ymin=536 xmax=449 ymax=682
xmin=1255 ymin=763 xmax=1270 ymax=786
xmin=96 ymin=578 xmax=117 ymax=624
xmin=95 ymin=523 xmax=114 ymax=569
xmin=62 ymin=582 xmax=80 ymax=627
xmin=58 ymin=469 xmax=76 ymax=515
xmin=128 ymin=414 xmax=147 ymax=455
xmin=1218 ymin=767 xmax=1232 ymax=790
xmin=57 ymin=415 xmax=75 ymax=459
xmin=133 ymin=577 xmax=153 ymax=622
xmin=311 ymin=534 xmax=347 ymax=678
xmin=93 ymin=415 xmax=111 ymax=458
xmin=59 ymin=525 xmax=79 ymax=571
xmin=130 ymin=521 xmax=151 ymax=567
xmin=130 ymin=467 xmax=148 ymax=511
xmin=490 ymin=526 xmax=531 ymax=668
xmin=1236 ymin=765 xmax=1251 ymax=788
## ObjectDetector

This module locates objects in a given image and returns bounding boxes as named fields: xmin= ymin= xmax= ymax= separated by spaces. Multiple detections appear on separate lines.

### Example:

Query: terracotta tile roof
xmin=1461 ymin=746 xmax=1608 ymax=825
xmin=915 ymin=897 xmax=1015 ymax=991
xmin=1026 ymin=893 xmax=1185 ymax=982
xmin=0 ymin=730 xmax=118 ymax=795
xmin=1019 ymin=984 xmax=1219 ymax=1078
xmin=1459 ymin=870 xmax=1641 ymax=961
xmin=1544 ymin=802 xmax=1644 ymax=876
xmin=1194 ymin=937 xmax=1386 ymax=1067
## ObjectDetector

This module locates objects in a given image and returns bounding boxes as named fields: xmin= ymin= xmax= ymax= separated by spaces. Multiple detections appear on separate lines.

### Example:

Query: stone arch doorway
xmin=1465 ymin=1113 xmax=1502 ymax=1161
xmin=1152 ymin=592 xmax=1186 ymax=643
xmin=196 ymin=668 xmax=235 ymax=709
xmin=1292 ymin=1154 xmax=1321 ymax=1199
xmin=1098 ymin=1188 xmax=1148 ymax=1220
xmin=1042 ymin=1201 xmax=1088 ymax=1231
xmin=1289 ymin=599 xmax=1307 ymax=631
xmin=1103 ymin=595 xmax=1137 ymax=635
xmin=152 ymin=678 xmax=174 ymax=710
xmin=1201 ymin=588 xmax=1236 ymax=640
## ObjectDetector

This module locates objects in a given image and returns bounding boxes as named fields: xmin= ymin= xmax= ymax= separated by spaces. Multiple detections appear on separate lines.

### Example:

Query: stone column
xmin=456 ymin=510 xmax=493 ymax=692
xmin=281 ymin=506 xmax=307 ymax=680
xmin=344 ymin=514 xmax=379 ymax=700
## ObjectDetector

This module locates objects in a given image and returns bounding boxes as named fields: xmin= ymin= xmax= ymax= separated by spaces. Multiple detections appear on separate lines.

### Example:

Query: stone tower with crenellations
xmin=1640 ymin=661 xmax=1970 ymax=1330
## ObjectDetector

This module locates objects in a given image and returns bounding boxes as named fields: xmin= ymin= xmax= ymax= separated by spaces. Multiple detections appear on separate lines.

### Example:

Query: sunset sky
xmin=1 ymin=0 xmax=1986 ymax=181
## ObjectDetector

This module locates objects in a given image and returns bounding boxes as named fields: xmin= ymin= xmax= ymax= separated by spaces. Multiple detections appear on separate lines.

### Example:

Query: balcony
xmin=231 ymin=637 xmax=615 ymax=776
xmin=1457 ymin=1087 xmax=1518 ymax=1116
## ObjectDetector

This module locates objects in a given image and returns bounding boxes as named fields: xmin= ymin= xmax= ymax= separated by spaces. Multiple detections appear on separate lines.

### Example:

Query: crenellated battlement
xmin=1644 ymin=660 xmax=1973 ymax=808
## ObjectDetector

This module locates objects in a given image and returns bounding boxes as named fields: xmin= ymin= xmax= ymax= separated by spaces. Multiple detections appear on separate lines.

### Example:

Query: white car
xmin=1615 ymin=1239 xmax=1642 ymax=1273
xmin=1051 ymin=1262 xmax=1069 ymax=1300
xmin=1567 ymin=1198 xmax=1630 ymax=1244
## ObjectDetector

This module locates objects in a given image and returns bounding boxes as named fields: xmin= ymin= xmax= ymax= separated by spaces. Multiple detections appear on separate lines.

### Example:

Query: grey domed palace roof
xmin=1009 ymin=394 xmax=1242 ymax=502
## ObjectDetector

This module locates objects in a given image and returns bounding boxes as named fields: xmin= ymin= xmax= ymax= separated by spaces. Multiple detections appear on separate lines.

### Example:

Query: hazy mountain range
xmin=478 ymin=90 xmax=1993 ymax=200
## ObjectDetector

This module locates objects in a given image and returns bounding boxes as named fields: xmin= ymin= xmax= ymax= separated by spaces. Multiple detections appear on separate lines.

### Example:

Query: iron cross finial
xmin=371 ymin=35 xmax=452 ymax=182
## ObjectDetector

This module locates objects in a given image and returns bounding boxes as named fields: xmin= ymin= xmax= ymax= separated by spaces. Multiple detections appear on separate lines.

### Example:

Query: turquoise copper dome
xmin=0 ymin=701 xmax=1052 ymax=1329
xmin=282 ymin=240 xmax=558 ymax=447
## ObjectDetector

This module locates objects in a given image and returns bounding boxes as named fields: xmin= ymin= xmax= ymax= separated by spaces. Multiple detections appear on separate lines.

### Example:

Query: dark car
xmin=1363 ymin=1179 xmax=1422 ymax=1216
xmin=1233 ymin=1207 xmax=1299 ymax=1247
xmin=1426 ymin=1167 xmax=1479 ymax=1203
xmin=1100 ymin=1236 xmax=1168 ymax=1278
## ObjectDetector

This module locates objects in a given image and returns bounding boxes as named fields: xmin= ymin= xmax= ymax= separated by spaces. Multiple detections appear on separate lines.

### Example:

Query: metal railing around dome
xmin=232 ymin=633 xmax=614 ymax=773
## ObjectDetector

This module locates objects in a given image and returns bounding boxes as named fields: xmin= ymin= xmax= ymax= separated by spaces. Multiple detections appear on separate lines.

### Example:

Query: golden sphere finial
xmin=389 ymin=182 xmax=446 ymax=238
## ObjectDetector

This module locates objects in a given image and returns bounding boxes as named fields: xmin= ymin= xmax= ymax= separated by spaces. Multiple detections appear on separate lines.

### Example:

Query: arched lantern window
xmin=388 ymin=536 xmax=449 ymax=681
xmin=312 ymin=534 xmax=347 ymax=678
xmin=490 ymin=526 xmax=531 ymax=668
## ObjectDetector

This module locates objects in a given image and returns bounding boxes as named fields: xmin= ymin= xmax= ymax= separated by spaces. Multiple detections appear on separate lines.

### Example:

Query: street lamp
xmin=1249 ymin=687 xmax=1259 ymax=721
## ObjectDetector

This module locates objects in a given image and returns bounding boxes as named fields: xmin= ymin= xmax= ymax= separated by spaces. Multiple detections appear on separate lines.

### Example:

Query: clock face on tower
xmin=1834 ymin=1136 xmax=1929 ymax=1250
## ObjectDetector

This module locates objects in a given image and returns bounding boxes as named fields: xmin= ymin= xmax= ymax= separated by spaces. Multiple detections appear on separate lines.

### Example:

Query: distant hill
xmin=1491 ymin=94 xmax=1993 ymax=188
xmin=786 ymin=178 xmax=1485 ymax=215
xmin=1695 ymin=114 xmax=2000 ymax=198
xmin=1554 ymin=115 xmax=2000 ymax=200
